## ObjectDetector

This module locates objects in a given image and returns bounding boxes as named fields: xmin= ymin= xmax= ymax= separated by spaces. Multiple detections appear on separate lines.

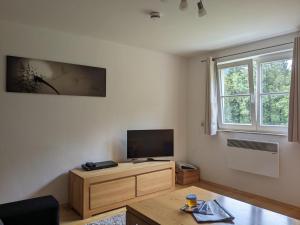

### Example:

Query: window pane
xmin=220 ymin=65 xmax=249 ymax=95
xmin=261 ymin=94 xmax=289 ymax=126
xmin=261 ymin=59 xmax=292 ymax=93
xmin=223 ymin=96 xmax=251 ymax=124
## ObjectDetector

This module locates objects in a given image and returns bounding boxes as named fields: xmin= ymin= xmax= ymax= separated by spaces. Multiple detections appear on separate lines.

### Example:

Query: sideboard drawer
xmin=90 ymin=177 xmax=136 ymax=209
xmin=136 ymin=169 xmax=172 ymax=196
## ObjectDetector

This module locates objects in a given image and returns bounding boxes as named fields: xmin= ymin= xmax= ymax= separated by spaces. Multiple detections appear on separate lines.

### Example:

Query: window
xmin=217 ymin=52 xmax=292 ymax=133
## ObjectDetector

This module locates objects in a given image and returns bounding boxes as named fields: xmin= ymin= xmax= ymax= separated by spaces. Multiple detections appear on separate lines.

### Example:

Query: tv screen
xmin=127 ymin=129 xmax=174 ymax=159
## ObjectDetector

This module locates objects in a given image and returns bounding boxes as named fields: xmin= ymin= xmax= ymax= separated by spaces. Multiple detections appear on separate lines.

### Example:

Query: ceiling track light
xmin=179 ymin=0 xmax=188 ymax=10
xmin=150 ymin=11 xmax=161 ymax=19
xmin=197 ymin=0 xmax=207 ymax=17
xmin=178 ymin=0 xmax=207 ymax=17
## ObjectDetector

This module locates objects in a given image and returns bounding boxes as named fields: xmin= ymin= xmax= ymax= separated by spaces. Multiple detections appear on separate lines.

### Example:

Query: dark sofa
xmin=0 ymin=195 xmax=59 ymax=225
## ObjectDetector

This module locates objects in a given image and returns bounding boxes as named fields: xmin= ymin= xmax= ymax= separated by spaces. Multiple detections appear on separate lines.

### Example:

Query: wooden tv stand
xmin=69 ymin=161 xmax=175 ymax=219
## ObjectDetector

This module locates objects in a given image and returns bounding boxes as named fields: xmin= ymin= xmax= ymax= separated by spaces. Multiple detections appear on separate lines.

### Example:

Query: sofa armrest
xmin=0 ymin=196 xmax=59 ymax=225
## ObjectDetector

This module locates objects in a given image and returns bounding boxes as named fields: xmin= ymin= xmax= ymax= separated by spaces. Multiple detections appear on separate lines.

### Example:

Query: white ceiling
xmin=0 ymin=0 xmax=299 ymax=56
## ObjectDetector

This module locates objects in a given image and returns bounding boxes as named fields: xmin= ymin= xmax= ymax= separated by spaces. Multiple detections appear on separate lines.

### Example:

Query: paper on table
xmin=193 ymin=200 xmax=234 ymax=223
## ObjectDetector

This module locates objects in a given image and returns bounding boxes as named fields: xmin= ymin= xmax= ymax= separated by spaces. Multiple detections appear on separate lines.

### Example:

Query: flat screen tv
xmin=127 ymin=129 xmax=174 ymax=159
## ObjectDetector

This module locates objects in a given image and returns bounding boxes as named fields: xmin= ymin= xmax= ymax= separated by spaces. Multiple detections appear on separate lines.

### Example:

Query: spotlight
xmin=197 ymin=0 xmax=207 ymax=17
xmin=150 ymin=11 xmax=161 ymax=20
xmin=179 ymin=0 xmax=188 ymax=10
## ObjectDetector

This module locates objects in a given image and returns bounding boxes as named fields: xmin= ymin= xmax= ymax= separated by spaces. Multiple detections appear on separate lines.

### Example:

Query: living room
xmin=0 ymin=1 xmax=300 ymax=225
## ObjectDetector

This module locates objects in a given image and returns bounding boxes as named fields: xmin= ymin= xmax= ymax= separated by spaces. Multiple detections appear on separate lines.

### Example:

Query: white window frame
xmin=255 ymin=52 xmax=292 ymax=133
xmin=217 ymin=51 xmax=292 ymax=134
xmin=217 ymin=59 xmax=256 ymax=131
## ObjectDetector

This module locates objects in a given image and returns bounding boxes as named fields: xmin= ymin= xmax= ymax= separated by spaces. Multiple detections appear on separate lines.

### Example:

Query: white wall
xmin=187 ymin=32 xmax=300 ymax=207
xmin=0 ymin=21 xmax=188 ymax=204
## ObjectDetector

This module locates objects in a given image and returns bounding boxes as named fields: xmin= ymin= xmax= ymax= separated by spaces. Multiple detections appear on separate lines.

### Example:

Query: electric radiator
xmin=226 ymin=139 xmax=279 ymax=178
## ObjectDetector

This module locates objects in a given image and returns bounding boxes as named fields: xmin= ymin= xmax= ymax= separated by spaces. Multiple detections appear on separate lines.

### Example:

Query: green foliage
xmin=223 ymin=96 xmax=251 ymax=124
xmin=221 ymin=65 xmax=251 ymax=124
xmin=222 ymin=65 xmax=249 ymax=95
xmin=262 ymin=95 xmax=289 ymax=126
xmin=261 ymin=60 xmax=291 ymax=126
xmin=261 ymin=60 xmax=291 ymax=93
xmin=220 ymin=59 xmax=291 ymax=126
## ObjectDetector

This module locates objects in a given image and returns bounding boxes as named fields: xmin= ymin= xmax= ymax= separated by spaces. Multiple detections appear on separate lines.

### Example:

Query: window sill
xmin=217 ymin=129 xmax=287 ymax=137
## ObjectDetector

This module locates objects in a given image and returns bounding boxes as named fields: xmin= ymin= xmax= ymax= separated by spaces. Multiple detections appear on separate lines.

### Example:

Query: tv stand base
xmin=69 ymin=161 xmax=175 ymax=219
xmin=133 ymin=158 xmax=171 ymax=164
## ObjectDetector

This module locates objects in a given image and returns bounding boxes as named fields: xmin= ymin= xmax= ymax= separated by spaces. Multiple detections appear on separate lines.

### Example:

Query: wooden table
xmin=126 ymin=186 xmax=300 ymax=225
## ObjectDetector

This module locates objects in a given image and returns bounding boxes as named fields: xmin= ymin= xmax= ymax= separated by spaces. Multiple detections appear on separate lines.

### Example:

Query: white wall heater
xmin=226 ymin=139 xmax=279 ymax=178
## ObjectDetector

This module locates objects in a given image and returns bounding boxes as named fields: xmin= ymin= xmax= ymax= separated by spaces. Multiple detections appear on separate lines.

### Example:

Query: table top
xmin=127 ymin=186 xmax=300 ymax=225
xmin=71 ymin=161 xmax=175 ymax=178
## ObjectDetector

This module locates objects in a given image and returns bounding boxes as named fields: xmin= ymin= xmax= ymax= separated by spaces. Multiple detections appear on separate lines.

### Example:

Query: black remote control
xmin=82 ymin=161 xmax=118 ymax=171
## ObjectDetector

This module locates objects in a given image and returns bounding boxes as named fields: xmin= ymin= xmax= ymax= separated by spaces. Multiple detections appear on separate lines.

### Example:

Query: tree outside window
xmin=217 ymin=52 xmax=292 ymax=133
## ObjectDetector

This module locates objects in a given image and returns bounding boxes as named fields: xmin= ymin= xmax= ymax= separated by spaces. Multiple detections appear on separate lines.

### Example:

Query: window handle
xmin=250 ymin=93 xmax=255 ymax=103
